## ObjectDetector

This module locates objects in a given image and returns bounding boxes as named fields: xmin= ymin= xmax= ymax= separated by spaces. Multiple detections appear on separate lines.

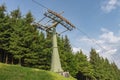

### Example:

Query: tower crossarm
xmin=34 ymin=22 xmax=53 ymax=32
xmin=44 ymin=10 xmax=75 ymax=31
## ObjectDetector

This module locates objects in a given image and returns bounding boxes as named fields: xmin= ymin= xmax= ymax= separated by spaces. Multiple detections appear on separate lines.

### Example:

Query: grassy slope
xmin=0 ymin=63 xmax=76 ymax=80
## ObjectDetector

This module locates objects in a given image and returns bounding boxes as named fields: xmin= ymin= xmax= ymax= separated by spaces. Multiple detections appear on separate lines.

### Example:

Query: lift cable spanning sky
xmin=32 ymin=0 xmax=75 ymax=74
xmin=32 ymin=0 xmax=109 ymax=52
xmin=32 ymin=0 xmax=116 ymax=73
xmin=32 ymin=0 xmax=109 ymax=54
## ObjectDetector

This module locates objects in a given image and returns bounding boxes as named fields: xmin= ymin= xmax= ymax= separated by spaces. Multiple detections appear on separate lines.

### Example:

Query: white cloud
xmin=101 ymin=28 xmax=110 ymax=32
xmin=80 ymin=36 xmax=104 ymax=44
xmin=100 ymin=28 xmax=120 ymax=43
xmin=118 ymin=24 xmax=120 ymax=27
xmin=100 ymin=32 xmax=120 ymax=43
xmin=118 ymin=25 xmax=120 ymax=35
xmin=113 ymin=51 xmax=120 ymax=68
xmin=105 ymin=48 xmax=117 ymax=54
xmin=72 ymin=46 xmax=90 ymax=57
xmin=101 ymin=0 xmax=120 ymax=13
xmin=73 ymin=47 xmax=80 ymax=53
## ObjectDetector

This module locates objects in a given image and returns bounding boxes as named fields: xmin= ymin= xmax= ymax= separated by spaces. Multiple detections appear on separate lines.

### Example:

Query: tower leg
xmin=51 ymin=27 xmax=63 ymax=72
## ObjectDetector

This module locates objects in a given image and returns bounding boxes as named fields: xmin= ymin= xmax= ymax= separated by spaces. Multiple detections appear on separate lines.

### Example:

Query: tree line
xmin=0 ymin=5 xmax=120 ymax=80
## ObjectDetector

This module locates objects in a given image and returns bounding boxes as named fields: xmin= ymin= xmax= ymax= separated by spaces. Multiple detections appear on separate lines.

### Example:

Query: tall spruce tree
xmin=0 ymin=5 xmax=13 ymax=63
xmin=35 ymin=32 xmax=51 ymax=70
xmin=75 ymin=50 xmax=95 ymax=80
xmin=9 ymin=8 xmax=30 ymax=65
xmin=58 ymin=35 xmax=77 ymax=77
xmin=22 ymin=12 xmax=40 ymax=67
xmin=89 ymin=48 xmax=101 ymax=79
xmin=38 ymin=32 xmax=52 ymax=70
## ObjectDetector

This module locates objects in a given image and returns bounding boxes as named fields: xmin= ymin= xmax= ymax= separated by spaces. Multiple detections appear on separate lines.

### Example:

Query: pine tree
xmin=58 ymin=35 xmax=77 ymax=77
xmin=75 ymin=50 xmax=95 ymax=79
xmin=33 ymin=31 xmax=50 ymax=70
xmin=40 ymin=32 xmax=52 ymax=70
xmin=22 ymin=12 xmax=39 ymax=67
xmin=0 ymin=5 xmax=12 ymax=63
xmin=9 ymin=8 xmax=28 ymax=65
xmin=89 ymin=48 xmax=101 ymax=79
xmin=110 ymin=62 xmax=120 ymax=80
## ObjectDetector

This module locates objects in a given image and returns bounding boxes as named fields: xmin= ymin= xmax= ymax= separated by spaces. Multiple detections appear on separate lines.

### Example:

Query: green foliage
xmin=10 ymin=8 xmax=21 ymax=19
xmin=0 ymin=5 xmax=12 ymax=63
xmin=75 ymin=50 xmax=95 ymax=79
xmin=0 ymin=4 xmax=6 ymax=18
xmin=90 ymin=48 xmax=120 ymax=80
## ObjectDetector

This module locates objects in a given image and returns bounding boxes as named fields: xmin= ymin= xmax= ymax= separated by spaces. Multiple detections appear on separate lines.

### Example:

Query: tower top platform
xmin=44 ymin=10 xmax=75 ymax=31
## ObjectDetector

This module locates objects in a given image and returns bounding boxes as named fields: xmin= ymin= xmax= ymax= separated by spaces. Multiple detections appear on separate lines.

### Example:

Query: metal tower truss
xmin=35 ymin=22 xmax=53 ymax=32
xmin=35 ymin=9 xmax=75 ymax=73
xmin=44 ymin=10 xmax=75 ymax=31
xmin=32 ymin=0 xmax=76 ymax=76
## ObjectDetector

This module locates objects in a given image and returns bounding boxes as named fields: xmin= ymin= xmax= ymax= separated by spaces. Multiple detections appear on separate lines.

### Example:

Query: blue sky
xmin=0 ymin=0 xmax=120 ymax=68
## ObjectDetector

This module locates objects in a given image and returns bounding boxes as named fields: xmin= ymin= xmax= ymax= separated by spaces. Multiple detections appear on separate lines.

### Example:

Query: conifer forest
xmin=0 ymin=5 xmax=120 ymax=80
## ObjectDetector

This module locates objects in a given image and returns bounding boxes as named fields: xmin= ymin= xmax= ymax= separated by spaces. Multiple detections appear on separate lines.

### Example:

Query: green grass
xmin=0 ymin=63 xmax=76 ymax=80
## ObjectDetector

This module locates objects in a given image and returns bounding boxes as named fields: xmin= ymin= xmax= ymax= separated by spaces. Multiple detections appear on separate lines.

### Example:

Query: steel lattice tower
xmin=35 ymin=10 xmax=75 ymax=73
